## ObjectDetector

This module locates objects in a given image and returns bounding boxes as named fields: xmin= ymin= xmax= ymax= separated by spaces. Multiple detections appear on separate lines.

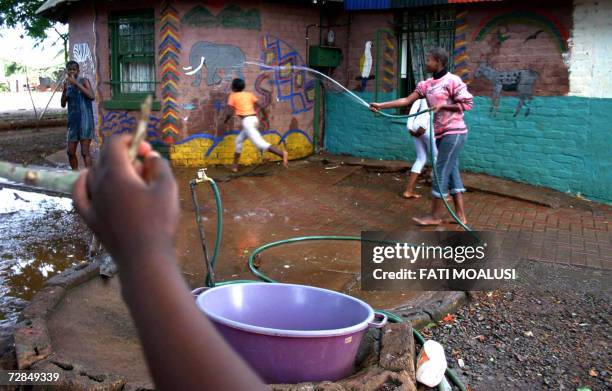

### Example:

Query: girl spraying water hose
xmin=370 ymin=47 xmax=473 ymax=226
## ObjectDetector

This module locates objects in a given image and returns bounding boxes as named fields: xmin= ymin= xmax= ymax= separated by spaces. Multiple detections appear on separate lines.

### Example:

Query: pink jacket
xmin=415 ymin=73 xmax=473 ymax=139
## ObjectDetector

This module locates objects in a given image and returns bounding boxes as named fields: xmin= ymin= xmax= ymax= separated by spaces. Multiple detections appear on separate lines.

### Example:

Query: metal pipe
xmin=38 ymin=70 xmax=67 ymax=121
xmin=190 ymin=180 xmax=216 ymax=287
xmin=305 ymin=24 xmax=318 ymax=65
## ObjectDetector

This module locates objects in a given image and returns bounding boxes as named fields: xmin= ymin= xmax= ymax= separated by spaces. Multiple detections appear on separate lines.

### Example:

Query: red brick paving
xmin=176 ymin=162 xmax=611 ymax=277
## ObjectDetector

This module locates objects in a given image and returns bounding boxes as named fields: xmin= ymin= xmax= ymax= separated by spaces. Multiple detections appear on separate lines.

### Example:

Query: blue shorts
xmin=67 ymin=123 xmax=94 ymax=142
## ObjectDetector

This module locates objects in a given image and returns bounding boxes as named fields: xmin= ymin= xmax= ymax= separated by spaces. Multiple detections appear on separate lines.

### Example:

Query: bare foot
xmin=231 ymin=164 xmax=239 ymax=173
xmin=445 ymin=217 xmax=468 ymax=225
xmin=412 ymin=215 xmax=442 ymax=226
xmin=282 ymin=151 xmax=289 ymax=168
xmin=402 ymin=191 xmax=422 ymax=199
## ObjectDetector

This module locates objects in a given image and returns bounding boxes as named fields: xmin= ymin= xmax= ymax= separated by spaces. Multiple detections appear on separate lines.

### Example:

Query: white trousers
xmin=411 ymin=129 xmax=438 ymax=174
xmin=235 ymin=116 xmax=271 ymax=153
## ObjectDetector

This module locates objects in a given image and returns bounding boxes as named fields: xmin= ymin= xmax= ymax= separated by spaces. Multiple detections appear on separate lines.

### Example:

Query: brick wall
xmin=325 ymin=91 xmax=612 ymax=203
xmin=69 ymin=0 xmax=319 ymax=166
xmin=331 ymin=11 xmax=396 ymax=94
xmin=464 ymin=4 xmax=572 ymax=97
xmin=463 ymin=96 xmax=611 ymax=203
xmin=324 ymin=2 xmax=612 ymax=203
xmin=325 ymin=91 xmax=413 ymax=161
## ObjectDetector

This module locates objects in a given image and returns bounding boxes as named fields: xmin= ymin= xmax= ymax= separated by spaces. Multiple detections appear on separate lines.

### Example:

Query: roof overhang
xmin=36 ymin=0 xmax=82 ymax=23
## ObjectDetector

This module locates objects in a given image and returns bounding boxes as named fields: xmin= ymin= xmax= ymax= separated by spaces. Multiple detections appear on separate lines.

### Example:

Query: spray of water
xmin=242 ymin=61 xmax=419 ymax=120
xmin=245 ymin=61 xmax=370 ymax=107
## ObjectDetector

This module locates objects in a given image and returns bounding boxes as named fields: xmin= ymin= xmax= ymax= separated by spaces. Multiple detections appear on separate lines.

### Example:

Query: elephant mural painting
xmin=183 ymin=41 xmax=245 ymax=87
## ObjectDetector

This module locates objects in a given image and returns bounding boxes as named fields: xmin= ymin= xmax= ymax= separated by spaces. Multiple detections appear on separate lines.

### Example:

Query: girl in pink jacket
xmin=370 ymin=47 xmax=473 ymax=226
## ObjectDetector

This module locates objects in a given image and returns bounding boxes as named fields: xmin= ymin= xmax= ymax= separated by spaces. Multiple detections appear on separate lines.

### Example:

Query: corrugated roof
xmin=36 ymin=0 xmax=81 ymax=22
xmin=345 ymin=0 xmax=502 ymax=9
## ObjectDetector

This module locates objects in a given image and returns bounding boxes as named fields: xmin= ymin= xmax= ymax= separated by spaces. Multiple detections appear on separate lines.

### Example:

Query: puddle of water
xmin=0 ymin=183 xmax=88 ymax=329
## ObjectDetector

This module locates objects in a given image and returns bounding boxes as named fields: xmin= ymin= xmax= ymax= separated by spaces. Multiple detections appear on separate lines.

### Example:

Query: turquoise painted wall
xmin=324 ymin=92 xmax=612 ymax=203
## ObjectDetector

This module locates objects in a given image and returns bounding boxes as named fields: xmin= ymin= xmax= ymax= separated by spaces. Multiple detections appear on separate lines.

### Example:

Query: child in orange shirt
xmin=224 ymin=78 xmax=288 ymax=172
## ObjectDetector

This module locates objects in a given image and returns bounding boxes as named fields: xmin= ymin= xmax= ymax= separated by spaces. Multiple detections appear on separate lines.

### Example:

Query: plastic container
xmin=416 ymin=340 xmax=448 ymax=387
xmin=195 ymin=283 xmax=387 ymax=384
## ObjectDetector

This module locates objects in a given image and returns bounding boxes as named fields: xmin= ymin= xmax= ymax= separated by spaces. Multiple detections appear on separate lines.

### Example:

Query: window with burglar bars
xmin=397 ymin=8 xmax=456 ymax=98
xmin=109 ymin=11 xmax=156 ymax=98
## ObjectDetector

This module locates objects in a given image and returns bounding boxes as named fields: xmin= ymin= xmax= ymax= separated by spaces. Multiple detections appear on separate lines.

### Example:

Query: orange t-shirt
xmin=227 ymin=91 xmax=258 ymax=116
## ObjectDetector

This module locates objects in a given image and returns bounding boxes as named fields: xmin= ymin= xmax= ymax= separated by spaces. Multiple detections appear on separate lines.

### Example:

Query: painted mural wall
xmin=171 ymin=1 xmax=318 ymax=166
xmin=325 ymin=2 xmax=612 ymax=203
xmin=69 ymin=0 xmax=319 ymax=166
xmin=333 ymin=12 xmax=397 ymax=95
xmin=66 ymin=5 xmax=100 ymax=134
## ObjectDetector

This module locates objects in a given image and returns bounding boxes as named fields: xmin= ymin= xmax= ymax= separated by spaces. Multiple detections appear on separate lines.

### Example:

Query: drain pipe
xmin=305 ymin=23 xmax=318 ymax=65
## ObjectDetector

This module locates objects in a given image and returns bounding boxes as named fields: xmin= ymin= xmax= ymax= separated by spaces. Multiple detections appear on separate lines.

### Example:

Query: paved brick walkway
xmin=466 ymin=191 xmax=611 ymax=269
xmin=186 ymin=161 xmax=611 ymax=275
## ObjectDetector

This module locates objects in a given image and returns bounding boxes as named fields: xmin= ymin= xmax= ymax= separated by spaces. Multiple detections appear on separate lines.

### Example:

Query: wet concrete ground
xmin=0 ymin=159 xmax=426 ymax=376
xmin=3 ymin=157 xmax=610 ymax=330
xmin=173 ymin=162 xmax=424 ymax=308
xmin=0 ymin=185 xmax=87 ymax=331
xmin=40 ymin=161 xmax=435 ymax=388
xmin=2 ymin=151 xmax=610 ymax=386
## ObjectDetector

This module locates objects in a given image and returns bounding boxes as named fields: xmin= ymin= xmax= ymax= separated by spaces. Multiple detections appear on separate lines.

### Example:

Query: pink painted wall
xmin=68 ymin=0 xmax=319 ymax=148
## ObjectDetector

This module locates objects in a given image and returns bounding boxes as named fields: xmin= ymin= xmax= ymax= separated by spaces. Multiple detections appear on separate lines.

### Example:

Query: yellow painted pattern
xmin=169 ymin=133 xmax=313 ymax=167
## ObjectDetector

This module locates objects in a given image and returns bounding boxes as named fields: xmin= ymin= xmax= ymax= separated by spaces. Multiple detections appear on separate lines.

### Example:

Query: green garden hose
xmin=190 ymin=106 xmax=470 ymax=390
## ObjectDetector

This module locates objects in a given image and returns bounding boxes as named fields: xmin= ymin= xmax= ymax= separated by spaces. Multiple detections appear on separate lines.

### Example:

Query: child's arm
xmin=370 ymin=91 xmax=420 ymax=112
xmin=67 ymin=76 xmax=95 ymax=100
xmin=432 ymin=103 xmax=462 ymax=113
xmin=60 ymin=81 xmax=67 ymax=108
xmin=81 ymin=79 xmax=95 ymax=101
xmin=224 ymin=94 xmax=235 ymax=124
xmin=73 ymin=137 xmax=265 ymax=391
xmin=433 ymin=79 xmax=473 ymax=113
xmin=223 ymin=106 xmax=235 ymax=124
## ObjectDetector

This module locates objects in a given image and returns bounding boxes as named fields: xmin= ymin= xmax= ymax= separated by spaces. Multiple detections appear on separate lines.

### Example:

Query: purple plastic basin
xmin=195 ymin=283 xmax=387 ymax=384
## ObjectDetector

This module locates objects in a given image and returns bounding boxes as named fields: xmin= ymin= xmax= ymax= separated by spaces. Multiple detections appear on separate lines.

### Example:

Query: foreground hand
xmin=73 ymin=136 xmax=179 ymax=265
xmin=369 ymin=103 xmax=381 ymax=113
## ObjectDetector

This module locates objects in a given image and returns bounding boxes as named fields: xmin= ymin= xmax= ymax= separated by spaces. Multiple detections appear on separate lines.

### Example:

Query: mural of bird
xmin=524 ymin=30 xmax=544 ymax=43
xmin=359 ymin=41 xmax=373 ymax=91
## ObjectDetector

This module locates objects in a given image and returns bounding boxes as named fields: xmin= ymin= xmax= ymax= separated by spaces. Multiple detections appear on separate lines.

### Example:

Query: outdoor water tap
xmin=191 ymin=168 xmax=211 ymax=186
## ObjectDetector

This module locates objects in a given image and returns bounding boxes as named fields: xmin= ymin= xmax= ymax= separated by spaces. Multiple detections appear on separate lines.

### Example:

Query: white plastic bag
xmin=407 ymin=98 xmax=430 ymax=135
xmin=416 ymin=340 xmax=448 ymax=387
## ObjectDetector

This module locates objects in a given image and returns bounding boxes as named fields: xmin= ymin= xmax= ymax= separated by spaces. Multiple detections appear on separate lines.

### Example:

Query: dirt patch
xmin=0 ymin=127 xmax=67 ymax=166
xmin=423 ymin=261 xmax=611 ymax=391
xmin=46 ymin=277 xmax=153 ymax=389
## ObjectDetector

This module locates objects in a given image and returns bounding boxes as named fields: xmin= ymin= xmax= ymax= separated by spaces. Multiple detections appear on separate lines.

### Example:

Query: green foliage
xmin=4 ymin=61 xmax=25 ymax=77
xmin=0 ymin=0 xmax=52 ymax=40
xmin=0 ymin=82 xmax=9 ymax=92
xmin=0 ymin=0 xmax=68 ymax=61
